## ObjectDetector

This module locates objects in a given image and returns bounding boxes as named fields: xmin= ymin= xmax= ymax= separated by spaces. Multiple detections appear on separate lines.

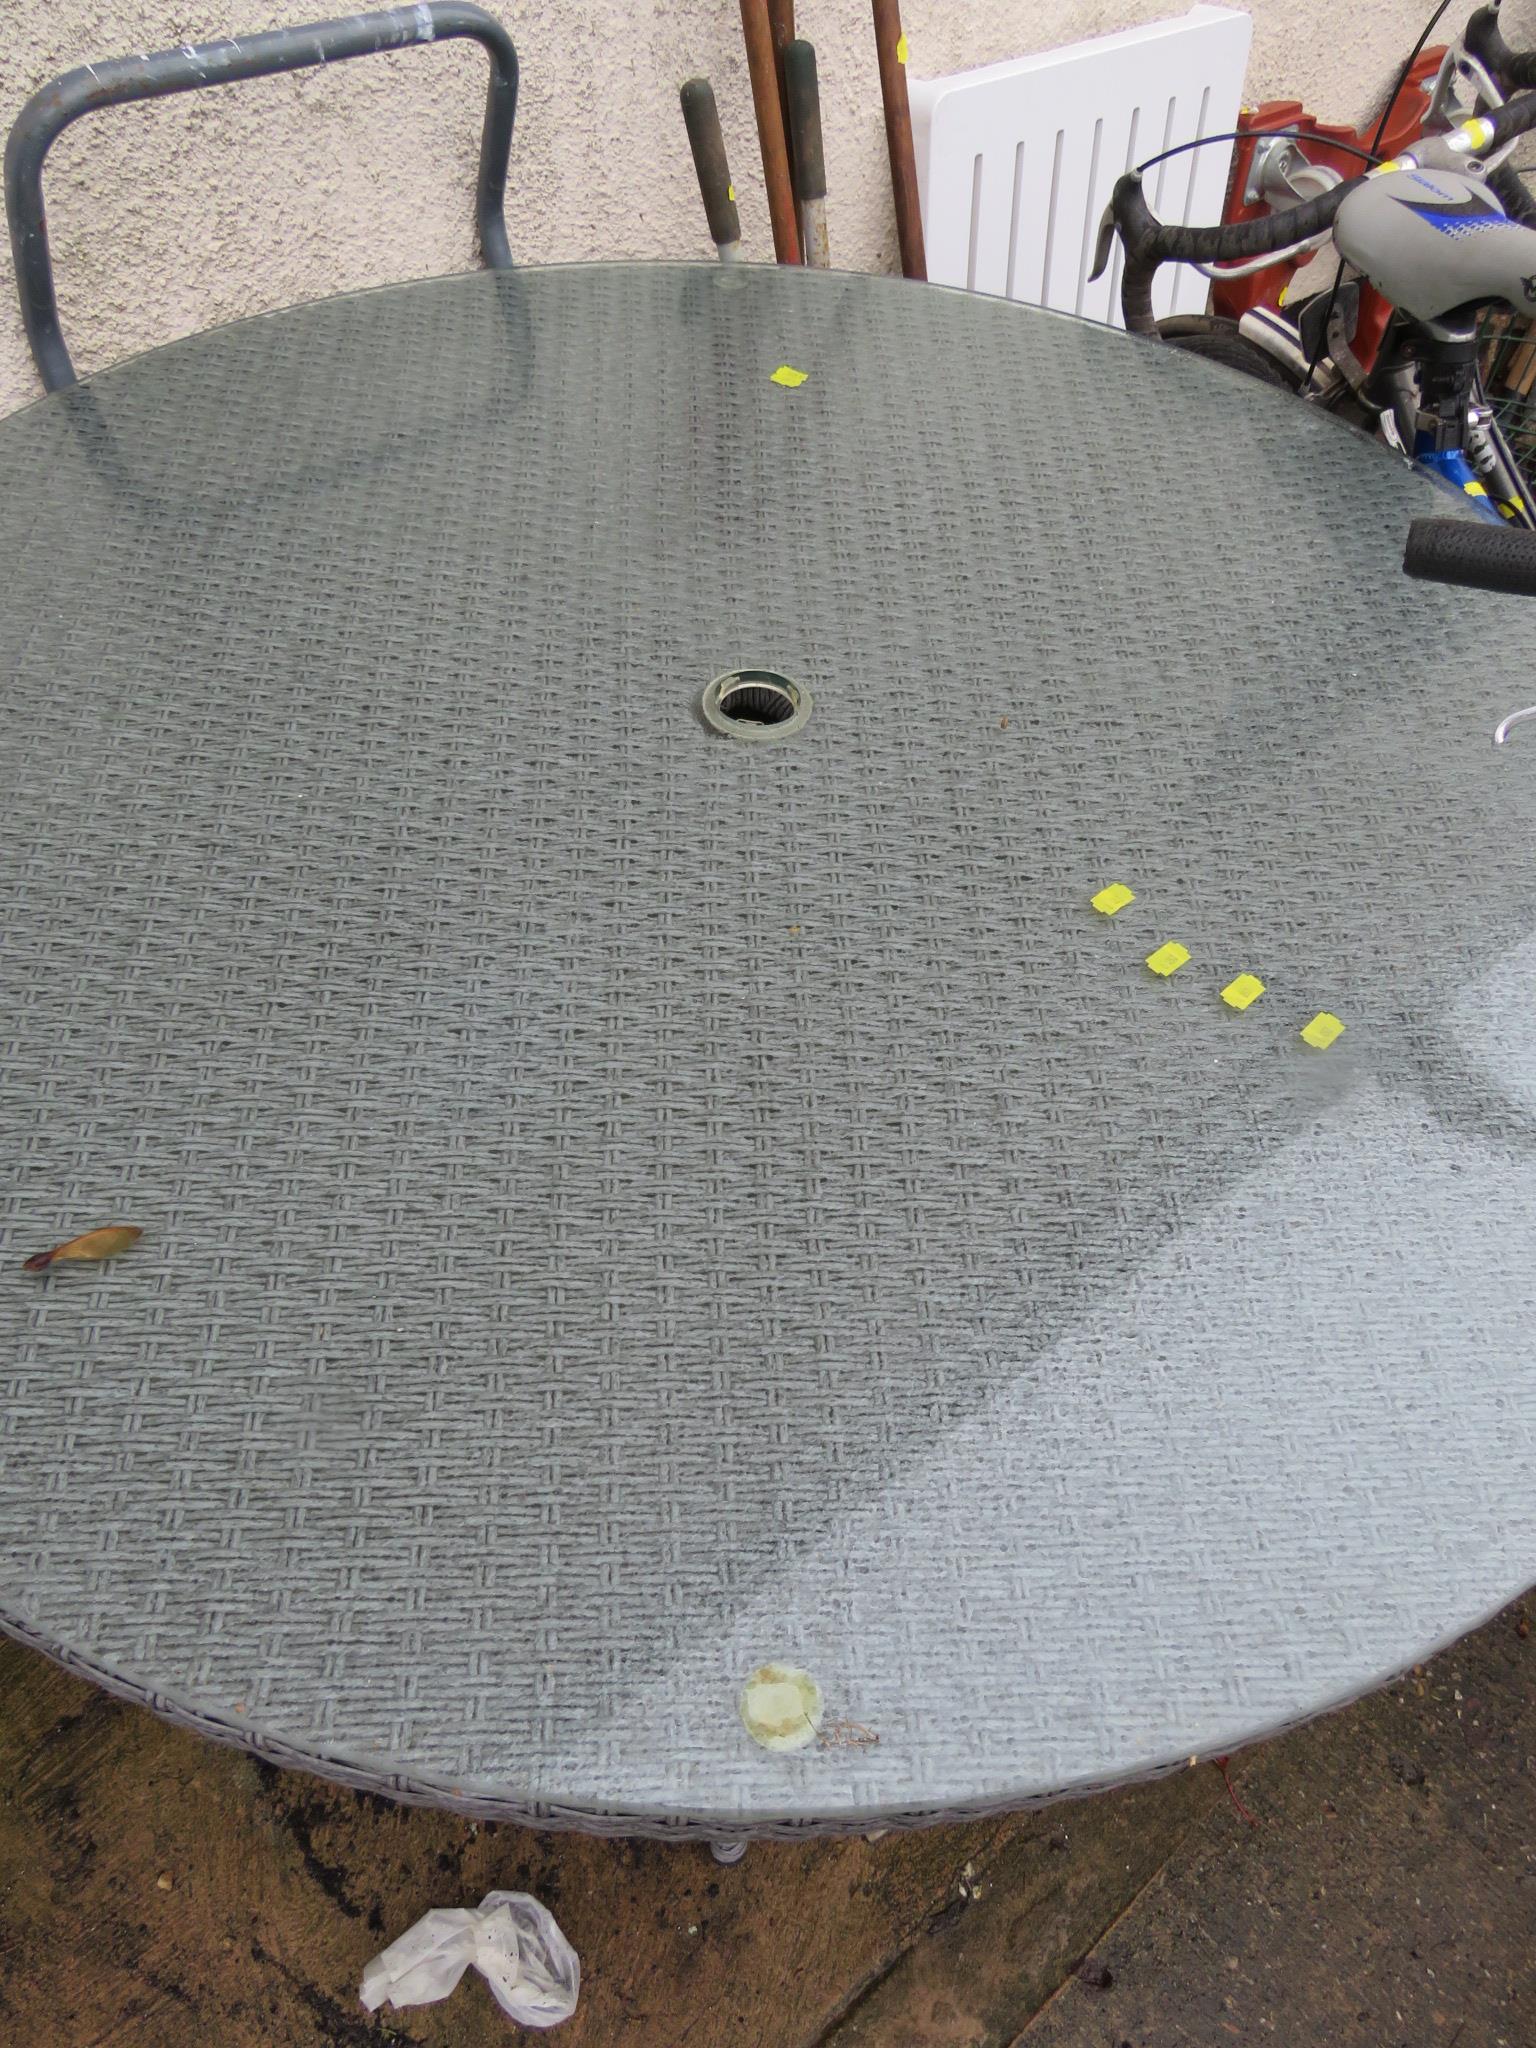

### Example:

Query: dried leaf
xmin=22 ymin=1225 xmax=142 ymax=1273
xmin=817 ymin=1719 xmax=880 ymax=1751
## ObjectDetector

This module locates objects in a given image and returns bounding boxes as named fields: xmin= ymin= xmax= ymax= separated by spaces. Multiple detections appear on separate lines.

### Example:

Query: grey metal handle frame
xmin=4 ymin=2 xmax=519 ymax=393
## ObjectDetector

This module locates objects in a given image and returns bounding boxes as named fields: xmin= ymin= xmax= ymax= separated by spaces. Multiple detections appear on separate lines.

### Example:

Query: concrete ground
xmin=0 ymin=1601 xmax=1530 ymax=2046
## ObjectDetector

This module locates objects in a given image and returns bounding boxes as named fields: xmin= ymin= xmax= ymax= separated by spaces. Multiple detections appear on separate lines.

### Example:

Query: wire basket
xmin=1479 ymin=308 xmax=1536 ymax=480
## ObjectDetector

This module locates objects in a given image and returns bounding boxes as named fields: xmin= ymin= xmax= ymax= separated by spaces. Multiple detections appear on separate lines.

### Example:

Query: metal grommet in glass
xmin=701 ymin=668 xmax=812 ymax=742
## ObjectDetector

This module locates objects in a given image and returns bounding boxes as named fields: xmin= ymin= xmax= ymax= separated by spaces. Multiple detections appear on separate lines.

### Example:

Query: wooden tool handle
xmin=740 ymin=0 xmax=801 ymax=263
xmin=680 ymin=77 xmax=742 ymax=256
xmin=870 ymin=0 xmax=926 ymax=281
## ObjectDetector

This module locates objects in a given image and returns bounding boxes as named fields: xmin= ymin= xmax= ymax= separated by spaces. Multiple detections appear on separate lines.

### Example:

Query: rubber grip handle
xmin=784 ymin=39 xmax=826 ymax=202
xmin=680 ymin=78 xmax=740 ymax=248
xmin=1404 ymin=517 xmax=1536 ymax=595
xmin=1483 ymin=86 xmax=1536 ymax=148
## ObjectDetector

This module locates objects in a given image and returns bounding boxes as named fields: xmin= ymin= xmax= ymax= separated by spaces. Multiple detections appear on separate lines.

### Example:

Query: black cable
xmin=1134 ymin=127 xmax=1382 ymax=176
xmin=1299 ymin=0 xmax=1454 ymax=394
xmin=1367 ymin=0 xmax=1455 ymax=156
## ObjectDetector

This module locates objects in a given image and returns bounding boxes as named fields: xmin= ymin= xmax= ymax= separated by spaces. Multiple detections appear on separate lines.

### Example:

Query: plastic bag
xmin=359 ymin=1888 xmax=580 ymax=2028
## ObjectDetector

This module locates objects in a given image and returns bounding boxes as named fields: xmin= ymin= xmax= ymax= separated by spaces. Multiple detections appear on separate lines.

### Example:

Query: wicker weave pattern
xmin=1 ymin=266 xmax=1535 ymax=1833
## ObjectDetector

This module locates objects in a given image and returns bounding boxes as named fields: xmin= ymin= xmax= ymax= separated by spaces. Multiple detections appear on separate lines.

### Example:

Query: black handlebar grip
xmin=1484 ymin=86 xmax=1536 ymax=148
xmin=784 ymin=40 xmax=826 ymax=203
xmin=1119 ymin=255 xmax=1158 ymax=334
xmin=680 ymin=78 xmax=740 ymax=250
xmin=1489 ymin=160 xmax=1536 ymax=226
xmin=1404 ymin=517 xmax=1536 ymax=595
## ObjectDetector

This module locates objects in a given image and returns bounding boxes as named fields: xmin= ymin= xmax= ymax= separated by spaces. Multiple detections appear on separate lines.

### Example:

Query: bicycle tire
xmin=1153 ymin=315 xmax=1296 ymax=390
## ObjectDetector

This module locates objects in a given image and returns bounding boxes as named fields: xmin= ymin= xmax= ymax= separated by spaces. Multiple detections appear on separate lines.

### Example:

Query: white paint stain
xmin=740 ymin=1664 xmax=823 ymax=1752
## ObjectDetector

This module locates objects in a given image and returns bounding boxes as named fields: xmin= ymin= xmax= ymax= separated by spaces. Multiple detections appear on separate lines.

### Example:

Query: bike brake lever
xmin=1089 ymin=204 xmax=1117 ymax=283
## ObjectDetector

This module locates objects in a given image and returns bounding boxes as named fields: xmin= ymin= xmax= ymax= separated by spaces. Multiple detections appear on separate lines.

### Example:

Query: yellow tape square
xmin=896 ymin=32 xmax=910 ymax=63
xmin=1091 ymin=882 xmax=1135 ymax=916
xmin=770 ymin=364 xmax=808 ymax=387
xmin=1221 ymin=973 xmax=1265 ymax=1011
xmin=1146 ymin=941 xmax=1190 ymax=977
xmin=1301 ymin=1011 xmax=1344 ymax=1050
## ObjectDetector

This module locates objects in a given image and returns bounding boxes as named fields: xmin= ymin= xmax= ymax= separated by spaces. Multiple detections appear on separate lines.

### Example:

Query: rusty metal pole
xmin=870 ymin=0 xmax=926 ymax=280
xmin=740 ymin=0 xmax=801 ymax=263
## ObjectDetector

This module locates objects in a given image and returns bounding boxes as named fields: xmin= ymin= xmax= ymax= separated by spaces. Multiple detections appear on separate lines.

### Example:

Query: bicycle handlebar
xmin=1098 ymin=173 xmax=1348 ymax=332
xmin=1097 ymin=87 xmax=1536 ymax=331
xmin=1405 ymin=517 xmax=1536 ymax=593
xmin=1463 ymin=3 xmax=1536 ymax=90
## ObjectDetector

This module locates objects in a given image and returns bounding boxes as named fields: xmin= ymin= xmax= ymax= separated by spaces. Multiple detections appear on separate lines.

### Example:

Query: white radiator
xmin=908 ymin=6 xmax=1253 ymax=325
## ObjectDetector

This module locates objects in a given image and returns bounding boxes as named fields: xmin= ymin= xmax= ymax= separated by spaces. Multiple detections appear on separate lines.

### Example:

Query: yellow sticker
xmin=896 ymin=31 xmax=909 ymax=63
xmin=1091 ymin=882 xmax=1135 ymax=917
xmin=1376 ymin=157 xmax=1400 ymax=175
xmin=1146 ymin=941 xmax=1190 ymax=977
xmin=1464 ymin=480 xmax=1488 ymax=498
xmin=727 ymin=183 xmax=736 ymax=202
xmin=1300 ymin=1011 xmax=1345 ymax=1050
xmin=1221 ymin=972 xmax=1265 ymax=1011
xmin=770 ymin=364 xmax=808 ymax=387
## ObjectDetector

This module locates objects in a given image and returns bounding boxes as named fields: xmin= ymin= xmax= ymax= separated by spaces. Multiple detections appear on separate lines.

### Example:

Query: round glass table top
xmin=1 ymin=262 xmax=1534 ymax=1833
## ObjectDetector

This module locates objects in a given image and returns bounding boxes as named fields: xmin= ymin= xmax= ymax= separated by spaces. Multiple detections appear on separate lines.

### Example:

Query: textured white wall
xmin=0 ymin=0 xmax=1524 ymax=413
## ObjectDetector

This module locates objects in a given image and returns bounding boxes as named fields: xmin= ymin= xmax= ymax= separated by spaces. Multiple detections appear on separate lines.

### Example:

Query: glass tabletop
xmin=1 ymin=262 xmax=1534 ymax=1834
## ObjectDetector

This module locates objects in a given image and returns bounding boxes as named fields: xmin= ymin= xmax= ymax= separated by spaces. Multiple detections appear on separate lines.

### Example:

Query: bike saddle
xmin=1334 ymin=164 xmax=1536 ymax=320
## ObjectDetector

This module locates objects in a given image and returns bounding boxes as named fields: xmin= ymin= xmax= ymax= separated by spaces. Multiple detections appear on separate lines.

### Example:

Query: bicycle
xmin=1092 ymin=0 xmax=1536 ymax=583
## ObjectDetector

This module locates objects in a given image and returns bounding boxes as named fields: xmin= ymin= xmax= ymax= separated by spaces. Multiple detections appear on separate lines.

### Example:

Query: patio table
xmin=2 ymin=262 xmax=1534 ymax=1841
